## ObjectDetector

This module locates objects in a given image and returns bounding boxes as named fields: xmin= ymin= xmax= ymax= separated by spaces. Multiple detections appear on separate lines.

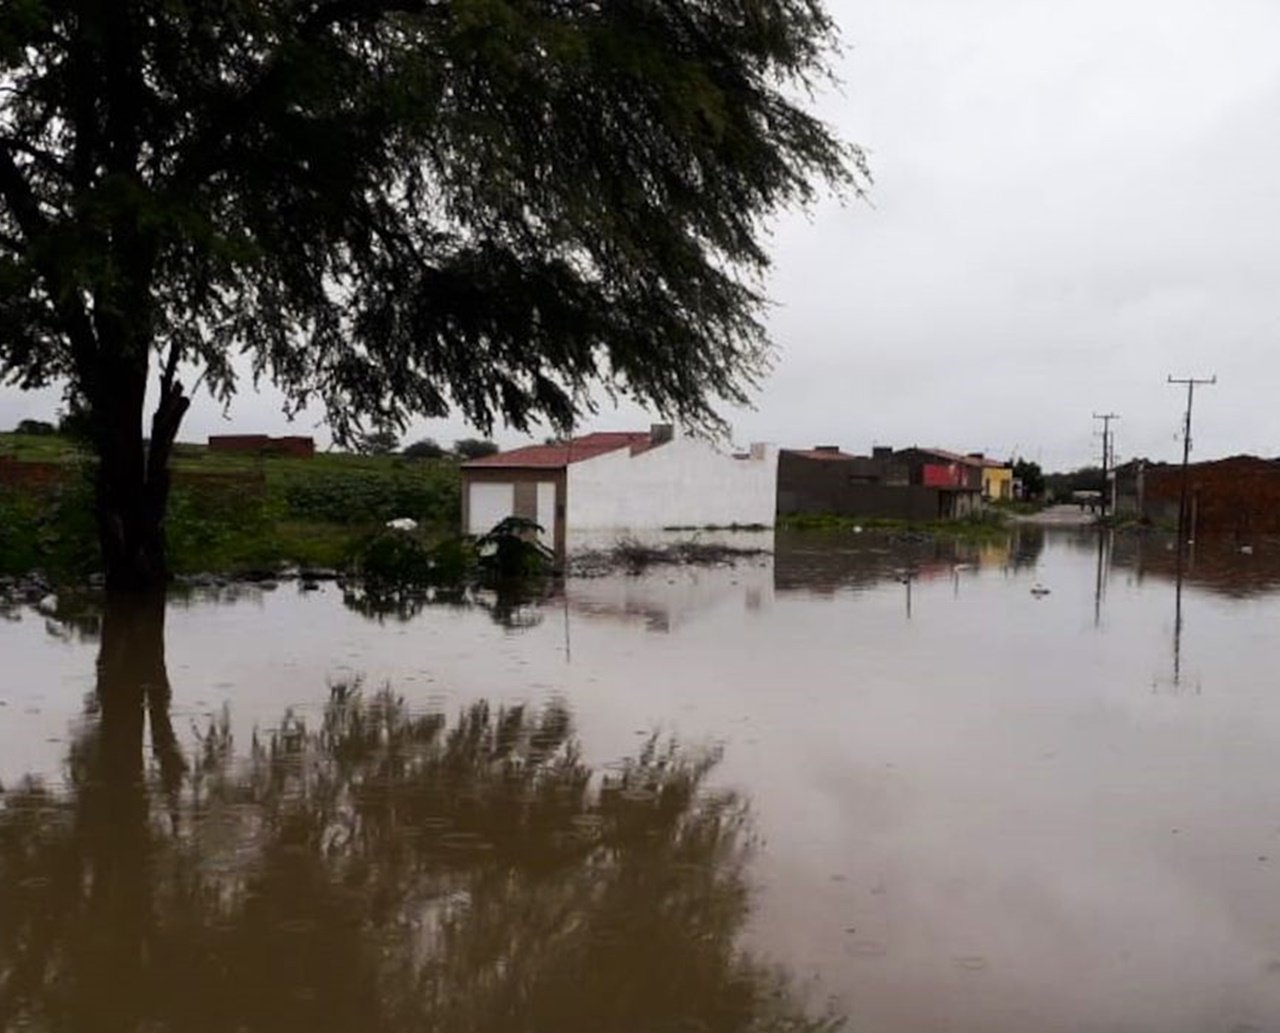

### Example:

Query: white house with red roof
xmin=460 ymin=425 xmax=776 ymax=555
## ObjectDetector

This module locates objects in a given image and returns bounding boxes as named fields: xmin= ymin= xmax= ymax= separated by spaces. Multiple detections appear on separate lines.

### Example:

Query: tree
xmin=0 ymin=1 xmax=863 ymax=589
xmin=13 ymin=418 xmax=55 ymax=435
xmin=401 ymin=436 xmax=446 ymax=460
xmin=1012 ymin=458 xmax=1045 ymax=499
xmin=453 ymin=438 xmax=500 ymax=461
xmin=1044 ymin=465 xmax=1105 ymax=501
xmin=358 ymin=428 xmax=400 ymax=455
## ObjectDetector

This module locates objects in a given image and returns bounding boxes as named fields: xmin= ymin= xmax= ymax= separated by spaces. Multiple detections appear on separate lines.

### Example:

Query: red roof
xmin=462 ymin=431 xmax=652 ymax=469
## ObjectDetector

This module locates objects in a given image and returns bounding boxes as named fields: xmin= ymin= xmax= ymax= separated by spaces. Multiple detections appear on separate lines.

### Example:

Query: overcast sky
xmin=4 ymin=0 xmax=1278 ymax=471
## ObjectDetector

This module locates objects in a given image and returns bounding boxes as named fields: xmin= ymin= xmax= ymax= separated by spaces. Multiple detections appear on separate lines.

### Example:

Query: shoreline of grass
xmin=777 ymin=511 xmax=1013 ymax=542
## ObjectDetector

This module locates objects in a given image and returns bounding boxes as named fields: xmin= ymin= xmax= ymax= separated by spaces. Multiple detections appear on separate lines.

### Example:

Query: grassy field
xmin=0 ymin=433 xmax=461 ymax=578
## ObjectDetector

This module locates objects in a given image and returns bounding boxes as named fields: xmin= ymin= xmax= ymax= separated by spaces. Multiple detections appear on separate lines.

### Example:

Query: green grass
xmin=0 ymin=432 xmax=90 ymax=463
xmin=0 ymin=433 xmax=462 ymax=579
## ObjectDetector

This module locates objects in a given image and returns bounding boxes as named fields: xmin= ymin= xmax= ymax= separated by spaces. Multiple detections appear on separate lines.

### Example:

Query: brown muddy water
xmin=3 ymin=527 xmax=1280 ymax=1033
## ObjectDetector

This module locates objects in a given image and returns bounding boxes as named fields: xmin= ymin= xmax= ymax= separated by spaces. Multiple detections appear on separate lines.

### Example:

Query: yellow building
xmin=982 ymin=462 xmax=1014 ymax=501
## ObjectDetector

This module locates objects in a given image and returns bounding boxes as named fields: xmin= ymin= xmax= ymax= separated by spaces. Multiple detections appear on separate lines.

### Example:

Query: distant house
xmin=977 ymin=456 xmax=1013 ymax=501
xmin=460 ymin=425 xmax=777 ymax=554
xmin=887 ymin=447 xmax=986 ymax=518
xmin=777 ymin=445 xmax=985 ymax=520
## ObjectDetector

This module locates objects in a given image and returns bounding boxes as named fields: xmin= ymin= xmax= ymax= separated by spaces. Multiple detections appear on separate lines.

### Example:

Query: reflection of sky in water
xmin=5 ymin=528 xmax=1280 ymax=1032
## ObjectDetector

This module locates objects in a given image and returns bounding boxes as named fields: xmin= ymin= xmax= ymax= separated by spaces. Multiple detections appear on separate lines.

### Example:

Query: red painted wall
xmin=921 ymin=463 xmax=966 ymax=488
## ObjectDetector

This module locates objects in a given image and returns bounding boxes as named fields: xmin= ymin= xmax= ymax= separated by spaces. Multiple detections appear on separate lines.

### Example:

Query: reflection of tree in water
xmin=340 ymin=581 xmax=549 ymax=630
xmin=1 ymin=593 xmax=842 ymax=1033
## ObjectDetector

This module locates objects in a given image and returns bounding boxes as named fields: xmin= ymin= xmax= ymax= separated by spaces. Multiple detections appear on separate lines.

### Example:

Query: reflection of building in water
xmin=772 ymin=529 xmax=1036 ymax=595
xmin=562 ymin=560 xmax=774 ymax=633
xmin=1096 ymin=531 xmax=1280 ymax=599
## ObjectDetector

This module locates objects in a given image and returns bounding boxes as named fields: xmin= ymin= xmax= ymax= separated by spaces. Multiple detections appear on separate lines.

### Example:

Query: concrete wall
xmin=567 ymin=436 xmax=776 ymax=531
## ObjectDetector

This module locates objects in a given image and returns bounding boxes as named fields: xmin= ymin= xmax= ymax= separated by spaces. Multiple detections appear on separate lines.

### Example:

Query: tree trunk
xmin=95 ymin=368 xmax=189 ymax=591
xmin=71 ymin=588 xmax=178 ymax=1032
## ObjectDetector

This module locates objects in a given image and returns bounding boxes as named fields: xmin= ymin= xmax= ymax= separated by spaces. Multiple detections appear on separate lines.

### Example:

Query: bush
xmin=476 ymin=517 xmax=554 ymax=580
xmin=453 ymin=438 xmax=499 ymax=460
xmin=14 ymin=419 xmax=57 ymax=436
xmin=0 ymin=480 xmax=99 ymax=577
xmin=277 ymin=468 xmax=459 ymax=527
xmin=352 ymin=529 xmax=477 ymax=587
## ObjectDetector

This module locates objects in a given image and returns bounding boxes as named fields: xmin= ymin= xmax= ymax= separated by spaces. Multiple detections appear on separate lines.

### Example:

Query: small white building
xmin=460 ymin=425 xmax=777 ymax=554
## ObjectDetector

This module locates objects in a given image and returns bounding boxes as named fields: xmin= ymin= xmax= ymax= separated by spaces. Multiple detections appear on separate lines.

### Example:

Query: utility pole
xmin=1167 ymin=375 xmax=1216 ymax=546
xmin=1092 ymin=412 xmax=1119 ymax=519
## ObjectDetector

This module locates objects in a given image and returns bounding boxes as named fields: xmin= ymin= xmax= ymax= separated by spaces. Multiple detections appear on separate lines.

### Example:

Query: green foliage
xmin=358 ymin=429 xmax=400 ymax=455
xmin=476 ymin=516 xmax=554 ymax=580
xmin=353 ymin=528 xmax=440 ymax=586
xmin=13 ymin=418 xmax=55 ymax=435
xmin=0 ymin=431 xmax=84 ymax=462
xmin=277 ymin=467 xmax=459 ymax=527
xmin=0 ymin=480 xmax=98 ymax=576
xmin=1 ymin=0 xmax=861 ymax=444
xmin=1044 ymin=465 xmax=1106 ymax=500
xmin=0 ymin=446 xmax=463 ymax=579
xmin=1013 ymin=458 xmax=1046 ymax=497
xmin=453 ymin=438 xmax=500 ymax=461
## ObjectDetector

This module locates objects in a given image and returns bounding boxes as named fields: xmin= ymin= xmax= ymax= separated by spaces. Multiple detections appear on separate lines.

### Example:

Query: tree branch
xmin=0 ymin=135 xmax=68 ymax=178
xmin=167 ymin=0 xmax=450 ymax=194
xmin=0 ymin=144 xmax=49 ymax=241
xmin=159 ymin=335 xmax=182 ymax=397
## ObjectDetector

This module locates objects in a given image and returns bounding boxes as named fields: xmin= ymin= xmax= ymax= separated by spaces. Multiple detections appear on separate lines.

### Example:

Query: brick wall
xmin=1134 ymin=456 xmax=1280 ymax=535
xmin=0 ymin=456 xmax=72 ymax=490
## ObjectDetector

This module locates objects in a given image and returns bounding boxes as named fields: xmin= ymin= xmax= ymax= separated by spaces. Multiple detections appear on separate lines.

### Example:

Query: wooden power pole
xmin=1092 ymin=412 xmax=1119 ymax=519
xmin=1167 ymin=375 xmax=1216 ymax=546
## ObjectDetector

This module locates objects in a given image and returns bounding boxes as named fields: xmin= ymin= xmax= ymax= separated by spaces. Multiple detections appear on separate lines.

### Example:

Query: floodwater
xmin=4 ymin=527 xmax=1280 ymax=1032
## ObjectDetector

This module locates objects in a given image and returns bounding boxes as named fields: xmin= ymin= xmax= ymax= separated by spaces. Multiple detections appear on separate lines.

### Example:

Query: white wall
xmin=566 ymin=436 xmax=777 ymax=532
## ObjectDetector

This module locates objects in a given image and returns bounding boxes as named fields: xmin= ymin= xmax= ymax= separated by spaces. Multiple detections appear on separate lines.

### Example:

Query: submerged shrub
xmin=476 ymin=517 xmax=555 ymax=581
xmin=355 ymin=529 xmax=436 ymax=586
